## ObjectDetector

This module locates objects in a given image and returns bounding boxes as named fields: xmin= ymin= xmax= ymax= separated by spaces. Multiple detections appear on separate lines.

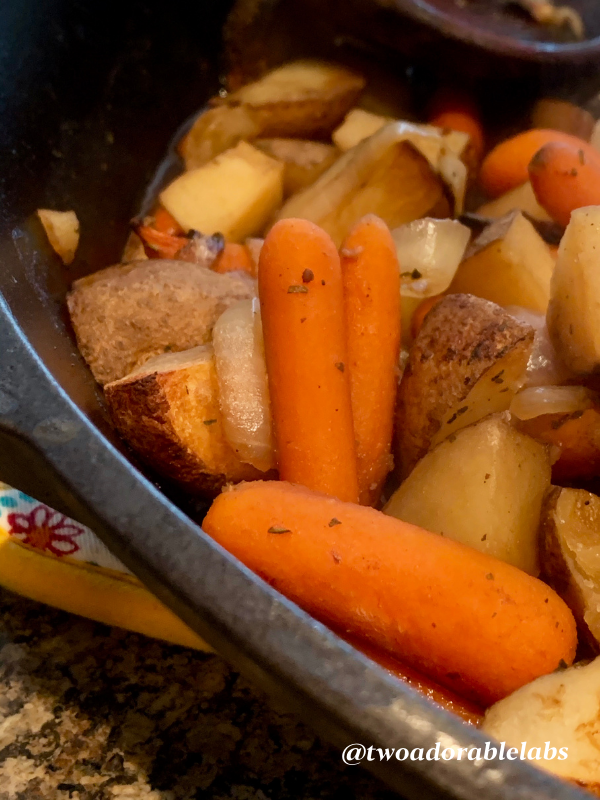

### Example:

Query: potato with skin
xmin=450 ymin=211 xmax=555 ymax=313
xmin=213 ymin=60 xmax=365 ymax=139
xmin=67 ymin=260 xmax=256 ymax=385
xmin=276 ymin=122 xmax=451 ymax=247
xmin=160 ymin=141 xmax=284 ymax=242
xmin=385 ymin=414 xmax=551 ymax=575
xmin=396 ymin=294 xmax=535 ymax=479
xmin=547 ymin=206 xmax=600 ymax=374
xmin=179 ymin=105 xmax=262 ymax=170
xmin=253 ymin=139 xmax=338 ymax=197
xmin=540 ymin=487 xmax=600 ymax=651
xmin=104 ymin=345 xmax=271 ymax=496
xmin=483 ymin=658 xmax=600 ymax=790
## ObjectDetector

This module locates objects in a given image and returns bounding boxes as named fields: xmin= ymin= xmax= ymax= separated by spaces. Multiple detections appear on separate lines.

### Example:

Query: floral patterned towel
xmin=0 ymin=481 xmax=208 ymax=651
xmin=0 ymin=483 xmax=130 ymax=571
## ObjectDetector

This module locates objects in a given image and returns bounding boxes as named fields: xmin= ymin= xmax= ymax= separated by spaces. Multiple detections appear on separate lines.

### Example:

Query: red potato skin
xmin=203 ymin=480 xmax=577 ymax=707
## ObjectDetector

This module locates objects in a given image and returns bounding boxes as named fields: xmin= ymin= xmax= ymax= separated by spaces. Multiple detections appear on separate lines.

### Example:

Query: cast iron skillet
xmin=0 ymin=1 xmax=592 ymax=798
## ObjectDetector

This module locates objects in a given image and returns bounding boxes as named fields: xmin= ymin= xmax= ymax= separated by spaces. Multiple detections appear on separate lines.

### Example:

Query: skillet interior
xmin=0 ymin=2 xmax=594 ymax=798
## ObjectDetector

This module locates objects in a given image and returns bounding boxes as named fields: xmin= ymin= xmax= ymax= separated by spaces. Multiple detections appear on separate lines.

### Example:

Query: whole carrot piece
xmin=480 ymin=129 xmax=595 ymax=197
xmin=258 ymin=219 xmax=359 ymax=502
xmin=340 ymin=215 xmax=400 ymax=506
xmin=410 ymin=294 xmax=443 ymax=340
xmin=429 ymin=87 xmax=485 ymax=164
xmin=213 ymin=242 xmax=255 ymax=276
xmin=339 ymin=632 xmax=484 ymax=725
xmin=203 ymin=480 xmax=577 ymax=707
xmin=519 ymin=406 xmax=600 ymax=481
xmin=529 ymin=141 xmax=600 ymax=227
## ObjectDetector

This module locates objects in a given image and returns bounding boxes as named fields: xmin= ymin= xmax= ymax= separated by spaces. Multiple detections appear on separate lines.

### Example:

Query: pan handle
xmin=0 ymin=298 xmax=585 ymax=800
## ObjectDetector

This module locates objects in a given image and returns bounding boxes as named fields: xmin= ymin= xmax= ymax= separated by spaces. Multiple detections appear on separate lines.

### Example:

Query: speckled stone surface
xmin=0 ymin=588 xmax=395 ymax=800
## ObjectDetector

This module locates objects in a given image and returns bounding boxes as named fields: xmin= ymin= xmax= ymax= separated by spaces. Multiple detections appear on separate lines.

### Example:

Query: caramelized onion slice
xmin=392 ymin=218 xmax=470 ymax=298
xmin=212 ymin=298 xmax=275 ymax=472
xmin=510 ymin=385 xmax=596 ymax=421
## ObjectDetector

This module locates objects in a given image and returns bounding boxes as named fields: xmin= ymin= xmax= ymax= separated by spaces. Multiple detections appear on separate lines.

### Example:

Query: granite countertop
xmin=0 ymin=588 xmax=394 ymax=800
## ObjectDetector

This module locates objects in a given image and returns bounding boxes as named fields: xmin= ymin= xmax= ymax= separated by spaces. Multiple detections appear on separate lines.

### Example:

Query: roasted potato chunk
xmin=386 ymin=414 xmax=550 ymax=575
xmin=396 ymin=294 xmax=534 ymax=478
xmin=541 ymin=487 xmax=600 ymax=650
xmin=160 ymin=141 xmax=284 ymax=242
xmin=253 ymin=138 xmax=338 ymax=197
xmin=547 ymin=206 xmax=600 ymax=374
xmin=37 ymin=209 xmax=79 ymax=265
xmin=276 ymin=122 xmax=451 ymax=247
xmin=67 ymin=260 xmax=256 ymax=385
xmin=179 ymin=105 xmax=262 ymax=171
xmin=477 ymin=181 xmax=552 ymax=222
xmin=450 ymin=211 xmax=555 ymax=313
xmin=214 ymin=60 xmax=365 ymax=139
xmin=104 ymin=345 xmax=269 ymax=496
xmin=332 ymin=108 xmax=392 ymax=151
xmin=483 ymin=658 xmax=600 ymax=789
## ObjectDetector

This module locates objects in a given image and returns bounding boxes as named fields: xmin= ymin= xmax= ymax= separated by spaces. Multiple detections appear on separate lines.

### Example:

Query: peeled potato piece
xmin=160 ymin=141 xmax=284 ymax=242
xmin=37 ymin=209 xmax=79 ymax=264
xmin=450 ymin=211 xmax=555 ymax=313
xmin=386 ymin=414 xmax=550 ymax=575
xmin=547 ymin=206 xmax=600 ymax=375
xmin=477 ymin=181 xmax=552 ymax=222
xmin=396 ymin=294 xmax=534 ymax=478
xmin=483 ymin=658 xmax=600 ymax=790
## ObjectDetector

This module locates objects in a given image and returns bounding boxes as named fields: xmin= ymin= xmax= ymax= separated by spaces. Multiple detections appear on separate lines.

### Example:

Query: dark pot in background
xmin=0 ymin=2 xmax=594 ymax=798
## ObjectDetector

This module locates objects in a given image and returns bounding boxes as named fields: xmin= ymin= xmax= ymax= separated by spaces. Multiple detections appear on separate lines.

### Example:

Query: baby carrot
xmin=519 ymin=407 xmax=600 ymax=482
xmin=480 ymin=129 xmax=595 ymax=197
xmin=135 ymin=225 xmax=186 ymax=259
xmin=529 ymin=141 xmax=600 ymax=227
xmin=340 ymin=215 xmax=401 ymax=506
xmin=342 ymin=633 xmax=484 ymax=725
xmin=153 ymin=206 xmax=184 ymax=235
xmin=258 ymin=219 xmax=359 ymax=502
xmin=429 ymin=87 xmax=485 ymax=164
xmin=203 ymin=480 xmax=577 ymax=707
xmin=410 ymin=294 xmax=443 ymax=340
xmin=213 ymin=242 xmax=255 ymax=276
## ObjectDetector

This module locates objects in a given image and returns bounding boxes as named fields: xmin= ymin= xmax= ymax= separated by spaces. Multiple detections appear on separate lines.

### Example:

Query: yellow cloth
xmin=0 ymin=481 xmax=210 ymax=651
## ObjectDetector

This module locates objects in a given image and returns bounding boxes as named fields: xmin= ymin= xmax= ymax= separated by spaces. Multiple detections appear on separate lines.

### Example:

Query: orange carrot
xmin=528 ymin=141 xmax=600 ymax=227
xmin=340 ymin=215 xmax=401 ymax=506
xmin=410 ymin=294 xmax=444 ymax=340
xmin=203 ymin=480 xmax=577 ymax=707
xmin=136 ymin=225 xmax=186 ymax=259
xmin=153 ymin=206 xmax=184 ymax=235
xmin=341 ymin=633 xmax=484 ymax=725
xmin=258 ymin=219 xmax=359 ymax=502
xmin=429 ymin=88 xmax=484 ymax=163
xmin=519 ymin=407 xmax=600 ymax=481
xmin=213 ymin=242 xmax=255 ymax=276
xmin=480 ymin=129 xmax=595 ymax=197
